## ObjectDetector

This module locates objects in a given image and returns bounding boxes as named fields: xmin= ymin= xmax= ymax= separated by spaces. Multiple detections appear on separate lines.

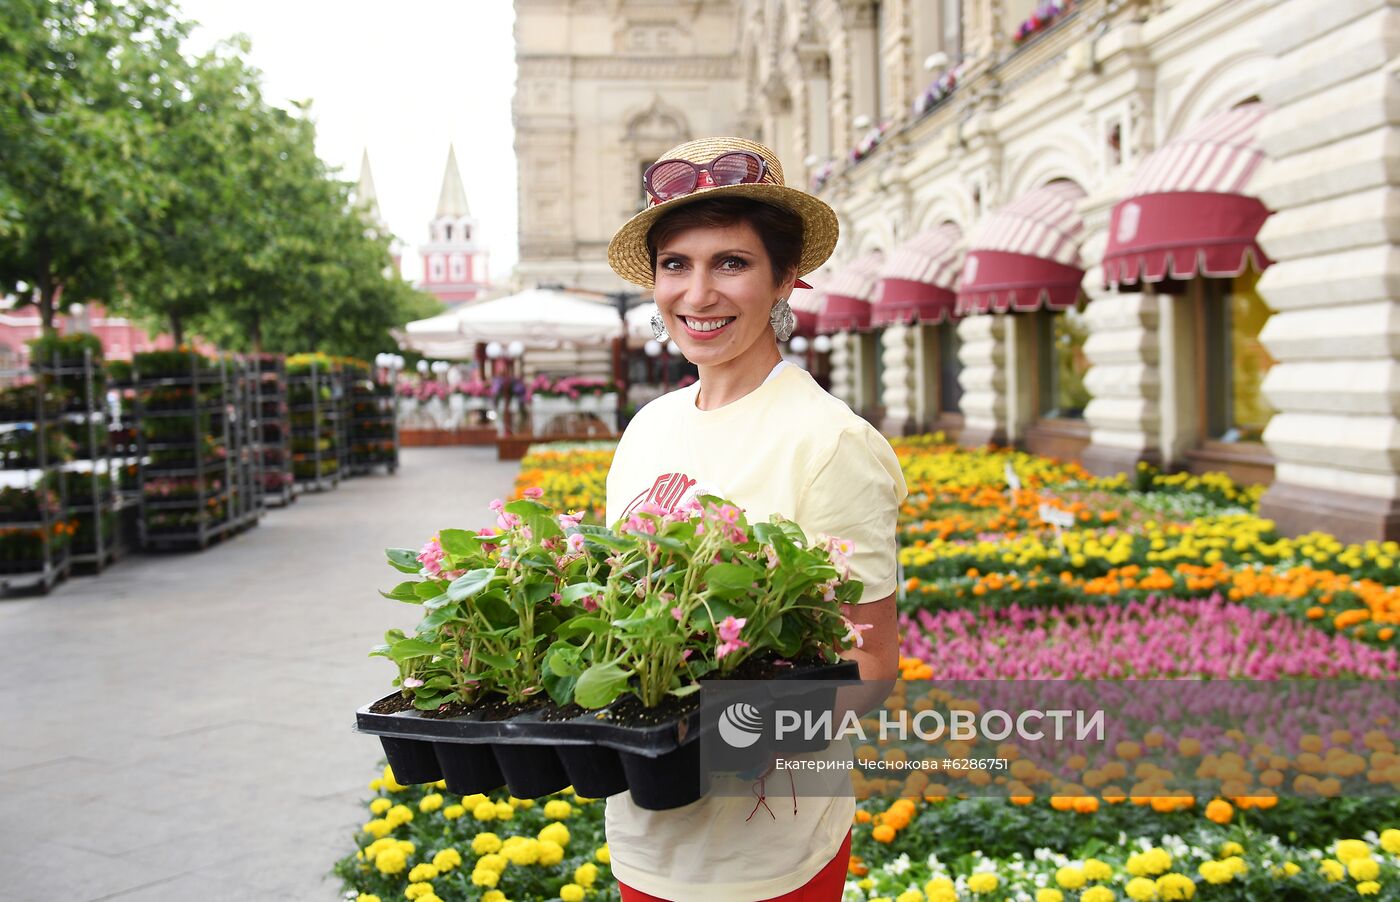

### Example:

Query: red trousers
xmin=616 ymin=828 xmax=853 ymax=902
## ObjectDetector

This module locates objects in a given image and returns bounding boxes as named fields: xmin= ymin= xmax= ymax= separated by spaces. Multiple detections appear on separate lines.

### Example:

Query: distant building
xmin=355 ymin=150 xmax=405 ymax=277
xmin=0 ymin=301 xmax=210 ymax=368
xmin=417 ymin=146 xmax=490 ymax=306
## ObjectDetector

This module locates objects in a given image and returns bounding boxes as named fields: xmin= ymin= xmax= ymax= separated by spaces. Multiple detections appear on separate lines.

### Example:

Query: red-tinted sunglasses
xmin=643 ymin=151 xmax=768 ymax=205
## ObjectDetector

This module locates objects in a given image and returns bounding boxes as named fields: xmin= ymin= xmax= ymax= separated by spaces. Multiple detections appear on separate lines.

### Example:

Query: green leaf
xmin=387 ymin=637 xmax=439 ymax=662
xmin=474 ymin=650 xmax=515 ymax=670
xmin=414 ymin=581 xmax=446 ymax=600
xmin=419 ymin=602 xmax=462 ymax=631
xmin=368 ymin=643 xmax=391 ymax=658
xmin=476 ymin=594 xmax=516 ymax=630
xmin=379 ymin=581 xmax=422 ymax=602
xmin=438 ymin=528 xmax=477 ymax=557
xmin=555 ymin=616 xmax=609 ymax=640
xmin=546 ymin=642 xmax=584 ymax=677
xmin=504 ymin=499 xmax=551 ymax=517
xmin=574 ymin=661 xmax=633 ymax=709
xmin=580 ymin=530 xmax=633 ymax=551
xmin=668 ymin=683 xmax=702 ymax=698
xmin=542 ymin=668 xmax=578 ymax=707
xmin=562 ymin=582 xmax=604 ymax=603
xmin=412 ymin=693 xmax=449 ymax=711
xmin=707 ymin=562 xmax=757 ymax=594
xmin=386 ymin=548 xmax=421 ymax=573
xmin=447 ymin=568 xmax=496 ymax=601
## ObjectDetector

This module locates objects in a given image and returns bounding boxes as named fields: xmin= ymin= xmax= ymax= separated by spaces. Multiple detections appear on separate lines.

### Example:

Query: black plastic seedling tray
xmin=356 ymin=659 xmax=860 ymax=809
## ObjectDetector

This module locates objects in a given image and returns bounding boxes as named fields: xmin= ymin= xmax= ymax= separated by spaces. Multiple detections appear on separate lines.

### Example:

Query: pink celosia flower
xmin=522 ymin=486 xmax=543 ymax=499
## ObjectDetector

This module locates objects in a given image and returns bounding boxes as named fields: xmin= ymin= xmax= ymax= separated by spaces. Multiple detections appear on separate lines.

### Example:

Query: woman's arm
xmin=838 ymin=592 xmax=899 ymax=681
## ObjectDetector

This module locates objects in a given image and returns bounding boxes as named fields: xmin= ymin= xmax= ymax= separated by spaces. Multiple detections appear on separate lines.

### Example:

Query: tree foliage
xmin=0 ymin=0 xmax=435 ymax=356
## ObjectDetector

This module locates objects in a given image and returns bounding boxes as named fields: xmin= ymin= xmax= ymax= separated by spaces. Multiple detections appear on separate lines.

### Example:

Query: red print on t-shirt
xmin=622 ymin=472 xmax=697 ymax=518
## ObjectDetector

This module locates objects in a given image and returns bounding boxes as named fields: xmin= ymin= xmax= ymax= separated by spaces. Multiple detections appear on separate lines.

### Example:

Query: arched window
xmin=1035 ymin=299 xmax=1091 ymax=419
xmin=1199 ymin=264 xmax=1273 ymax=443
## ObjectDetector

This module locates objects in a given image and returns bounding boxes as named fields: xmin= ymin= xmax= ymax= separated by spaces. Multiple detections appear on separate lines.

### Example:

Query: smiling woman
xmin=601 ymin=137 xmax=908 ymax=902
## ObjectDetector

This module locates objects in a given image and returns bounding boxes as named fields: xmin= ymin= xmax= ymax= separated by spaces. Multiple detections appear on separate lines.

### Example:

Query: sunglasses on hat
xmin=642 ymin=150 xmax=814 ymax=289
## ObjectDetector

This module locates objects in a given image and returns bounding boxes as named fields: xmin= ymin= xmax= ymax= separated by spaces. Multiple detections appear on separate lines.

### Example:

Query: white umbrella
xmin=625 ymin=302 xmax=659 ymax=349
xmin=457 ymin=288 xmax=624 ymax=348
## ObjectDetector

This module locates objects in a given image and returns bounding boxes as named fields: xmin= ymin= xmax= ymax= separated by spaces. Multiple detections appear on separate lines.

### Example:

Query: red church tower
xmin=416 ymin=145 xmax=489 ymax=306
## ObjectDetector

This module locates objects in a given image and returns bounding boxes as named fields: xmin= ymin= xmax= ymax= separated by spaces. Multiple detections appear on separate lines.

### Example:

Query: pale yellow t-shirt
xmin=602 ymin=362 xmax=908 ymax=901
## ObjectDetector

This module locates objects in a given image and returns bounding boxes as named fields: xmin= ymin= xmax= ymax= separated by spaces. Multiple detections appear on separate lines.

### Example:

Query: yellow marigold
xmin=370 ymin=798 xmax=392 ymax=815
xmin=1347 ymin=857 xmax=1380 ymax=881
xmin=472 ymin=832 xmax=502 ymax=855
xmin=924 ymin=877 xmax=955 ymax=897
xmin=407 ymin=863 xmax=439 ymax=883
xmin=470 ymin=867 xmax=500 ymax=888
xmin=1127 ymin=849 xmax=1172 ymax=877
xmin=442 ymin=804 xmax=465 ymax=820
xmin=539 ymin=821 xmax=571 ymax=847
xmin=560 ymin=884 xmax=585 ymax=902
xmin=461 ymin=793 xmax=488 ymax=809
xmin=1319 ymin=858 xmax=1345 ymax=882
xmin=1335 ymin=839 xmax=1371 ymax=863
xmin=1204 ymin=798 xmax=1233 ymax=824
xmin=383 ymin=765 xmax=407 ymax=792
xmin=1125 ymin=877 xmax=1156 ymax=901
xmin=363 ymin=819 xmax=392 ymax=839
xmin=472 ymin=801 xmax=497 ymax=821
xmin=1198 ymin=861 xmax=1234 ymax=885
xmin=1280 ymin=862 xmax=1300 ymax=876
xmin=1080 ymin=887 xmax=1114 ymax=902
xmin=1035 ymin=890 xmax=1064 ymax=902
xmin=544 ymin=799 xmax=574 ymax=819
xmin=895 ymin=891 xmax=923 ymax=902
xmin=539 ymin=839 xmax=565 ymax=866
xmin=872 ymin=824 xmax=896 ymax=843
xmin=1154 ymin=874 xmax=1195 ymax=900
xmin=369 ymin=778 xmax=384 ymax=792
xmin=575 ymin=862 xmax=599 ymax=887
xmin=1219 ymin=841 xmax=1243 ymax=857
xmin=1381 ymin=828 xmax=1400 ymax=854
xmin=375 ymin=847 xmax=407 ymax=876
xmin=494 ymin=801 xmax=514 ymax=820
xmin=476 ymin=853 xmax=507 ymax=874
xmin=358 ymin=895 xmax=381 ymax=902
xmin=1358 ymin=881 xmax=1381 ymax=895
xmin=596 ymin=844 xmax=611 ymax=864
xmin=385 ymin=805 xmax=414 ymax=827
xmin=482 ymin=893 xmax=507 ymax=902
xmin=419 ymin=793 xmax=443 ymax=813
xmin=404 ymin=883 xmax=433 ymax=901
xmin=967 ymin=872 xmax=999 ymax=894
xmin=1083 ymin=859 xmax=1113 ymax=881
xmin=1054 ymin=866 xmax=1086 ymax=889
xmin=500 ymin=836 xmax=541 ymax=866
xmin=432 ymin=848 xmax=462 ymax=871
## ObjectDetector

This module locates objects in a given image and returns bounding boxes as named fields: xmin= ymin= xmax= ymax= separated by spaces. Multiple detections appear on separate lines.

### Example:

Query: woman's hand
xmin=838 ymin=592 xmax=899 ymax=681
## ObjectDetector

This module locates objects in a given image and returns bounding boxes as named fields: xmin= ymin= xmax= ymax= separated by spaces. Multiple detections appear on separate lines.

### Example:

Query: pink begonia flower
xmin=518 ymin=526 xmax=533 ymax=542
xmin=709 ymin=503 xmax=741 ymax=526
xmin=550 ymin=592 xmax=562 ymax=604
xmin=820 ymin=579 xmax=838 ymax=603
xmin=671 ymin=606 xmax=685 ymax=621
xmin=728 ymin=527 xmax=747 ymax=545
xmin=522 ymin=486 xmax=544 ymax=499
xmin=717 ymin=616 xmax=746 ymax=642
xmin=497 ymin=511 xmax=522 ymax=530
xmin=489 ymin=499 xmax=505 ymax=513
xmin=681 ymin=649 xmax=692 ymax=661
xmin=566 ymin=533 xmax=586 ymax=554
xmin=716 ymin=638 xmax=749 ymax=660
xmin=477 ymin=527 xmax=498 ymax=553
xmin=558 ymin=510 xmax=584 ymax=529
xmin=402 ymin=677 xmax=424 ymax=688
xmin=841 ymin=618 xmax=873 ymax=649
xmin=621 ymin=513 xmax=657 ymax=536
xmin=580 ymin=595 xmax=599 ymax=612
xmin=764 ymin=546 xmax=780 ymax=569
xmin=417 ymin=536 xmax=446 ymax=578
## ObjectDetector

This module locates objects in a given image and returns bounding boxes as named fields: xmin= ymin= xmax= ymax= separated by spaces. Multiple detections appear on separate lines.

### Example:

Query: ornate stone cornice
xmin=519 ymin=54 xmax=738 ymax=80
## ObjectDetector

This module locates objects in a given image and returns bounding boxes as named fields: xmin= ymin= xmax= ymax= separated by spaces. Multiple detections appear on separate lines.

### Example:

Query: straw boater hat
xmin=607 ymin=136 xmax=839 ymax=289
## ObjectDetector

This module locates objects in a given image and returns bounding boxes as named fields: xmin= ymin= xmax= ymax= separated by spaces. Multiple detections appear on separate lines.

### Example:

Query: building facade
xmin=512 ymin=0 xmax=1400 ymax=541
xmin=417 ymin=146 xmax=491 ymax=306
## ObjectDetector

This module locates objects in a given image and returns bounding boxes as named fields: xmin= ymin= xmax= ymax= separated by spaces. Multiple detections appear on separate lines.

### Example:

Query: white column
xmin=829 ymin=331 xmax=856 ymax=408
xmin=956 ymin=314 xmax=1007 ymax=446
xmin=1253 ymin=0 xmax=1400 ymax=540
xmin=1081 ymin=290 xmax=1162 ymax=475
xmin=880 ymin=323 xmax=914 ymax=434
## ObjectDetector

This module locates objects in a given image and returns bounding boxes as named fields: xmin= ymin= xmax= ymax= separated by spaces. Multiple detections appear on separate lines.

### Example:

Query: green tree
xmin=0 ymin=0 xmax=185 ymax=330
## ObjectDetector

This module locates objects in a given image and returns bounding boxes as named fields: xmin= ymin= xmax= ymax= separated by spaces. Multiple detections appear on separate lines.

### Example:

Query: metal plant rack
xmin=225 ymin=354 xmax=265 ymax=533
xmin=52 ymin=348 xmax=124 ymax=573
xmin=348 ymin=361 xmax=398 ymax=476
xmin=288 ymin=357 xmax=340 ymax=493
xmin=0 ymin=361 xmax=72 ymax=594
xmin=134 ymin=353 xmax=236 ymax=551
xmin=253 ymin=354 xmax=294 ymax=506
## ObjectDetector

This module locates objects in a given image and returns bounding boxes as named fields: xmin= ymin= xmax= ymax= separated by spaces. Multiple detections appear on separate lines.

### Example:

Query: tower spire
xmin=436 ymin=145 xmax=471 ymax=218
xmin=355 ymin=148 xmax=385 ymax=224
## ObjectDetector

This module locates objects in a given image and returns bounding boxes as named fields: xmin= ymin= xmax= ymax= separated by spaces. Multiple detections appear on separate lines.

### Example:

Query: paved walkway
xmin=0 ymin=447 xmax=521 ymax=901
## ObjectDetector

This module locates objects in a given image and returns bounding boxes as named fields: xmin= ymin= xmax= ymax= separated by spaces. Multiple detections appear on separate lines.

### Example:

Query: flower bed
xmin=334 ymin=774 xmax=619 ymax=902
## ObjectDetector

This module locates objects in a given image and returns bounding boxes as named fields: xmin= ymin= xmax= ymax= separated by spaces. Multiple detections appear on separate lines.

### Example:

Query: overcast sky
xmin=180 ymin=0 xmax=519 ymax=284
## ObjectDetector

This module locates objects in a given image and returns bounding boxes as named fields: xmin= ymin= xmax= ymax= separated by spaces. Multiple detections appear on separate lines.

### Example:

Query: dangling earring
xmin=650 ymin=305 xmax=668 ymax=341
xmin=770 ymin=297 xmax=796 ymax=341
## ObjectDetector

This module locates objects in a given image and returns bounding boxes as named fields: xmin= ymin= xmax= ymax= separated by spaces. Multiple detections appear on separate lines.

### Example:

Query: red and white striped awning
xmin=817 ymin=251 xmax=884 ymax=333
xmin=956 ymin=182 xmax=1086 ymax=315
xmin=1103 ymin=103 xmax=1271 ymax=288
xmin=872 ymin=223 xmax=962 ymax=326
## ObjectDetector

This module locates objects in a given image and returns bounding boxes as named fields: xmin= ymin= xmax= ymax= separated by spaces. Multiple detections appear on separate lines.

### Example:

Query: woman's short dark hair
xmin=647 ymin=196 xmax=804 ymax=288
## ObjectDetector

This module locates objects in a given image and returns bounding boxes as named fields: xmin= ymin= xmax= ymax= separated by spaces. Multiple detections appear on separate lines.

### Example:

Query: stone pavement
xmin=0 ymin=447 xmax=520 ymax=901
